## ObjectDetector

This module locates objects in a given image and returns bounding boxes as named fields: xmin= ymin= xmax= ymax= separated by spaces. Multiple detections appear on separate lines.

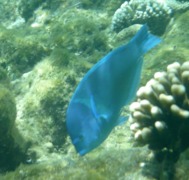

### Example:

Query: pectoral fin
xmin=90 ymin=94 xmax=99 ymax=119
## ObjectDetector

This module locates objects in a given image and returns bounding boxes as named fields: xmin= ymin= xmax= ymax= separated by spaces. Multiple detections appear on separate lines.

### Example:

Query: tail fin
xmin=132 ymin=24 xmax=161 ymax=54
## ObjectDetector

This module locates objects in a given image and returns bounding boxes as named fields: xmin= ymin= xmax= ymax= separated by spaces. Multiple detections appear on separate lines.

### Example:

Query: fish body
xmin=66 ymin=25 xmax=161 ymax=155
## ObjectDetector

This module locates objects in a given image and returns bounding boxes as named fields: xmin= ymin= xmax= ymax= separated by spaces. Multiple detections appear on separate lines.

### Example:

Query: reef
xmin=111 ymin=0 xmax=189 ymax=35
xmin=0 ymin=25 xmax=49 ymax=79
xmin=129 ymin=61 xmax=189 ymax=179
xmin=112 ymin=0 xmax=173 ymax=35
xmin=0 ymin=0 xmax=189 ymax=179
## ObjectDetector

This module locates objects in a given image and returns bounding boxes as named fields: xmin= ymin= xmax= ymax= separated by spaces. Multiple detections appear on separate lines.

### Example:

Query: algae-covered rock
xmin=0 ymin=25 xmax=49 ymax=79
xmin=11 ymin=58 xmax=81 ymax=163
xmin=138 ymin=10 xmax=189 ymax=86
xmin=40 ymin=71 xmax=77 ymax=147
xmin=0 ymin=85 xmax=16 ymax=138
xmin=0 ymin=68 xmax=28 ymax=171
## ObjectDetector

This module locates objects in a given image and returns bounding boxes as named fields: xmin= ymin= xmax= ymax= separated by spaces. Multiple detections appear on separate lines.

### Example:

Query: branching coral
xmin=112 ymin=0 xmax=189 ymax=35
xmin=129 ymin=61 xmax=189 ymax=178
xmin=112 ymin=0 xmax=172 ymax=35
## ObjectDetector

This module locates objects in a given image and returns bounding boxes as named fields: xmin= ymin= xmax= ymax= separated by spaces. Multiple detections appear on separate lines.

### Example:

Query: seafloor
xmin=0 ymin=0 xmax=189 ymax=179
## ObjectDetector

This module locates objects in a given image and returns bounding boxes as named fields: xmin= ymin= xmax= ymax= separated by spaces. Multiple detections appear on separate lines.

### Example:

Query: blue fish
xmin=66 ymin=25 xmax=161 ymax=156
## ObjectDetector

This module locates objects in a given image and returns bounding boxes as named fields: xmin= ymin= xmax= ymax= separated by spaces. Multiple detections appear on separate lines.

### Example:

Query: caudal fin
xmin=132 ymin=24 xmax=161 ymax=54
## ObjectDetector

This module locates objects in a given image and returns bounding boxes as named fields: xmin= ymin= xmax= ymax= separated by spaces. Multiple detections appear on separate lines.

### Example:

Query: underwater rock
xmin=0 ymin=25 xmax=49 ymax=79
xmin=18 ymin=0 xmax=47 ymax=21
xmin=129 ymin=61 xmax=189 ymax=179
xmin=11 ymin=58 xmax=81 ymax=164
xmin=0 ymin=1 xmax=24 ymax=28
xmin=0 ymin=69 xmax=28 ymax=171
xmin=169 ymin=0 xmax=189 ymax=12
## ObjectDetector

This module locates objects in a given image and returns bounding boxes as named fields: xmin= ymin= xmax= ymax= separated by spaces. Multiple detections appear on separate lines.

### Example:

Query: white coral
xmin=129 ymin=61 xmax=189 ymax=156
xmin=112 ymin=0 xmax=189 ymax=35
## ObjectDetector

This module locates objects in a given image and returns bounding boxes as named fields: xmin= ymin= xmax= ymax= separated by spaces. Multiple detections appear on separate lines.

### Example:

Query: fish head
xmin=66 ymin=101 xmax=112 ymax=156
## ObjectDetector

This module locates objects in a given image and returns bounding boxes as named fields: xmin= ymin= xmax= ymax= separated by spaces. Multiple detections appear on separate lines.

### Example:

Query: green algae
xmin=140 ymin=10 xmax=189 ymax=86
xmin=164 ymin=11 xmax=189 ymax=49
xmin=1 ymin=4 xmax=110 ymax=79
xmin=0 ymin=146 xmax=152 ymax=180
xmin=0 ymin=69 xmax=28 ymax=172
xmin=0 ymin=25 xmax=49 ymax=79
xmin=0 ymin=67 xmax=11 ymax=89
xmin=39 ymin=75 xmax=76 ymax=147
xmin=19 ymin=0 xmax=45 ymax=21
xmin=50 ymin=48 xmax=70 ymax=67
xmin=19 ymin=0 xmax=63 ymax=21
xmin=0 ymin=85 xmax=16 ymax=134
xmin=0 ymin=82 xmax=27 ymax=171
xmin=48 ymin=11 xmax=109 ymax=55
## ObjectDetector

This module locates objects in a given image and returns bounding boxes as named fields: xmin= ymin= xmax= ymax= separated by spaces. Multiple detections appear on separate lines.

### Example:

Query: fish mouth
xmin=72 ymin=138 xmax=88 ymax=156
xmin=74 ymin=143 xmax=88 ymax=156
